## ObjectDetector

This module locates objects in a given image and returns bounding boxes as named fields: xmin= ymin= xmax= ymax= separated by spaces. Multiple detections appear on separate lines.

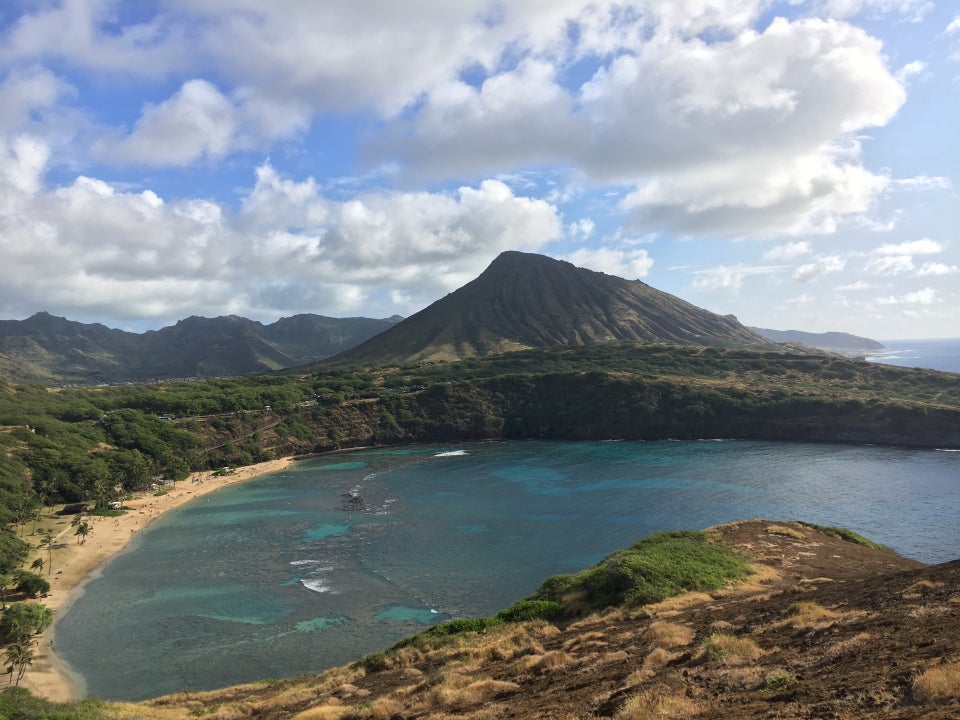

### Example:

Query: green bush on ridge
xmin=533 ymin=530 xmax=750 ymax=612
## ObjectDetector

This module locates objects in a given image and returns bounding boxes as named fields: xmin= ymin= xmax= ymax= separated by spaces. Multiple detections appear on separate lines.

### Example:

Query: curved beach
xmin=22 ymin=457 xmax=296 ymax=702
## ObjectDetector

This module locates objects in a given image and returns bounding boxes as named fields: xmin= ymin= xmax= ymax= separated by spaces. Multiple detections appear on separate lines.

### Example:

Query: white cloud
xmin=0 ymin=157 xmax=562 ymax=322
xmin=895 ymin=60 xmax=926 ymax=84
xmin=793 ymin=255 xmax=845 ymax=281
xmin=917 ymin=262 xmax=958 ymax=276
xmin=567 ymin=219 xmax=596 ymax=239
xmin=102 ymin=80 xmax=237 ymax=165
xmin=763 ymin=241 xmax=812 ymax=261
xmin=875 ymin=238 xmax=943 ymax=255
xmin=865 ymin=254 xmax=914 ymax=275
xmin=817 ymin=0 xmax=933 ymax=23
xmin=945 ymin=16 xmax=960 ymax=34
xmin=892 ymin=175 xmax=950 ymax=191
xmin=876 ymin=287 xmax=937 ymax=305
xmin=690 ymin=264 xmax=781 ymax=292
xmin=565 ymin=247 xmax=654 ymax=279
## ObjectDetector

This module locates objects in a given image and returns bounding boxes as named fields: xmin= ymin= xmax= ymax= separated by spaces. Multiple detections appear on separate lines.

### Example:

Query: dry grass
xmin=645 ymin=591 xmax=714 ymax=617
xmin=614 ymin=688 xmax=700 ymax=719
xmin=563 ymin=630 xmax=609 ymax=653
xmin=643 ymin=621 xmax=695 ymax=648
xmin=627 ymin=647 xmax=683 ymax=684
xmin=770 ymin=601 xmax=869 ymax=632
xmin=291 ymin=705 xmax=351 ymax=720
xmin=523 ymin=650 xmax=575 ymax=673
xmin=766 ymin=524 xmax=805 ymax=540
xmin=700 ymin=634 xmax=763 ymax=665
xmin=717 ymin=666 xmax=766 ymax=691
xmin=436 ymin=678 xmax=521 ymax=711
xmin=913 ymin=661 xmax=960 ymax=704
xmin=348 ymin=697 xmax=405 ymax=720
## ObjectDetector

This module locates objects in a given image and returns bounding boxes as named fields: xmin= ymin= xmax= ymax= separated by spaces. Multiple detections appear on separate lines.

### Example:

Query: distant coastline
xmin=866 ymin=338 xmax=960 ymax=374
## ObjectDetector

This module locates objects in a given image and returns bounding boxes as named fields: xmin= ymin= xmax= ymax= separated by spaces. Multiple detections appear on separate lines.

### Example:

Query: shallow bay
xmin=56 ymin=439 xmax=960 ymax=701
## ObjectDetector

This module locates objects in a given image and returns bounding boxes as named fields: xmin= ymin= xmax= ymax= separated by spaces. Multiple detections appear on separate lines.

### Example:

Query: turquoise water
xmin=56 ymin=440 xmax=960 ymax=700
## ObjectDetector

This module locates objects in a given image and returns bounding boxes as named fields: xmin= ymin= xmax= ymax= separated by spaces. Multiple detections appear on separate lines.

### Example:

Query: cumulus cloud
xmin=763 ymin=241 xmax=813 ymax=261
xmin=865 ymin=255 xmax=914 ymax=275
xmin=564 ymin=247 xmax=654 ymax=279
xmin=917 ymin=262 xmax=958 ymax=275
xmin=385 ymin=15 xmax=904 ymax=238
xmin=690 ymin=264 xmax=782 ymax=292
xmin=0 ymin=152 xmax=561 ymax=322
xmin=793 ymin=255 xmax=846 ymax=281
xmin=875 ymin=238 xmax=943 ymax=255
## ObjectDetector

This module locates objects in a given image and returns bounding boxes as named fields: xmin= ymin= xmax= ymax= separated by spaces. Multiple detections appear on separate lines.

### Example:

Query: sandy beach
xmin=20 ymin=456 xmax=296 ymax=702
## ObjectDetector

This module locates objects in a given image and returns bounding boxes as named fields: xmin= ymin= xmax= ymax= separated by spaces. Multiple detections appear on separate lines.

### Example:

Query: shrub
xmin=422 ymin=617 xmax=503 ymax=638
xmin=534 ymin=530 xmax=750 ymax=613
xmin=496 ymin=599 xmax=561 ymax=623
xmin=764 ymin=669 xmax=797 ymax=690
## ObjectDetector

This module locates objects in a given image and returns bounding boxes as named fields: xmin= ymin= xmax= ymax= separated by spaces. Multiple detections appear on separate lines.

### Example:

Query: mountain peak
xmin=330 ymin=252 xmax=771 ymax=366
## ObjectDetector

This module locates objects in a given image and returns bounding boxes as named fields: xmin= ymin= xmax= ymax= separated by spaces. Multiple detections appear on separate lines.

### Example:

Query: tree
xmin=0 ymin=574 xmax=10 ymax=611
xmin=37 ymin=531 xmax=53 ymax=575
xmin=0 ymin=602 xmax=52 ymax=642
xmin=4 ymin=641 xmax=33 ymax=686
xmin=0 ymin=531 xmax=29 ymax=575
xmin=29 ymin=558 xmax=43 ymax=575
xmin=13 ymin=572 xmax=49 ymax=599
xmin=74 ymin=521 xmax=90 ymax=545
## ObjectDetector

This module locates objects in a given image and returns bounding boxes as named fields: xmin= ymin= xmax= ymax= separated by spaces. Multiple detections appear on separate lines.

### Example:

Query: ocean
xmin=55 ymin=440 xmax=960 ymax=701
xmin=866 ymin=337 xmax=960 ymax=374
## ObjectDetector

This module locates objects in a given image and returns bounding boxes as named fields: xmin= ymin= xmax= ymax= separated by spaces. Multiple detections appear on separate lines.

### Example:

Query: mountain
xmin=330 ymin=251 xmax=773 ymax=366
xmin=0 ymin=312 xmax=400 ymax=384
xmin=749 ymin=326 xmax=884 ymax=354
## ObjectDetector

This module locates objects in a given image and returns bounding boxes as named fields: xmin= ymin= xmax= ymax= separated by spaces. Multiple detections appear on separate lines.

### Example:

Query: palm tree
xmin=38 ymin=531 xmax=54 ymax=575
xmin=4 ymin=641 xmax=33 ymax=686
xmin=75 ymin=521 xmax=90 ymax=545
xmin=30 ymin=557 xmax=44 ymax=575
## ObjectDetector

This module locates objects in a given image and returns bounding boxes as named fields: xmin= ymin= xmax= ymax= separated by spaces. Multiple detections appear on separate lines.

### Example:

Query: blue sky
xmin=0 ymin=1 xmax=957 ymax=339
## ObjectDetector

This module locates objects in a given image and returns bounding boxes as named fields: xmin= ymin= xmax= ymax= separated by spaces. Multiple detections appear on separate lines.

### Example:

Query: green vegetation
xmin=0 ymin=687 xmax=108 ymax=719
xmin=797 ymin=523 xmax=894 ymax=552
xmin=532 ymin=531 xmax=750 ymax=611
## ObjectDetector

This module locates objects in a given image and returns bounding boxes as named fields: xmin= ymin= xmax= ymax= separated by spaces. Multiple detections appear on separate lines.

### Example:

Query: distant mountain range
xmin=328 ymin=251 xmax=773 ymax=366
xmin=748 ymin=327 xmax=884 ymax=354
xmin=3 ymin=252 xmax=881 ymax=384
xmin=0 ymin=312 xmax=401 ymax=384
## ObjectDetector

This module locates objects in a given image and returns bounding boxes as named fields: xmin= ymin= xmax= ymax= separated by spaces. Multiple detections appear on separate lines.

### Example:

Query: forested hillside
xmin=2 ymin=344 xmax=957 ymax=530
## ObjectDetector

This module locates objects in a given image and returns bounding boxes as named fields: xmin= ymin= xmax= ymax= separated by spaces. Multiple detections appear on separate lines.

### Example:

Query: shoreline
xmin=21 ymin=456 xmax=297 ymax=703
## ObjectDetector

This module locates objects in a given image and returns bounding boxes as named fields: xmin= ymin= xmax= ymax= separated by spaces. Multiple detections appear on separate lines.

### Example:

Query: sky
xmin=0 ymin=1 xmax=957 ymax=339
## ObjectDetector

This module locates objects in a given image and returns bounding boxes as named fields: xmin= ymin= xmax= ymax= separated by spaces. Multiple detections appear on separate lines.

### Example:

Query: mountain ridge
xmin=0 ymin=312 xmax=400 ymax=384
xmin=749 ymin=326 xmax=884 ymax=353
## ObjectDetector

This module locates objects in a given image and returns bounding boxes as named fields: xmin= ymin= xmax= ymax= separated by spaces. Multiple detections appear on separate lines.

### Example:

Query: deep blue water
xmin=867 ymin=337 xmax=960 ymax=374
xmin=56 ymin=440 xmax=960 ymax=701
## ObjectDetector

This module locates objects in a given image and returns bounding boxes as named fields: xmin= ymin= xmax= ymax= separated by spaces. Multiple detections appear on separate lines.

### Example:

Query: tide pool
xmin=56 ymin=440 xmax=960 ymax=700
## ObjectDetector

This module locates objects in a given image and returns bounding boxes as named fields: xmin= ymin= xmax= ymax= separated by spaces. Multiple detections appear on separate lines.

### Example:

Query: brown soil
xmin=132 ymin=520 xmax=960 ymax=719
